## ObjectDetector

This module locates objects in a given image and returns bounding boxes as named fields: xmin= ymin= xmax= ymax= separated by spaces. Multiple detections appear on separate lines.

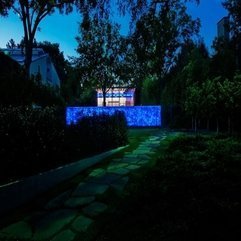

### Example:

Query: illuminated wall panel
xmin=97 ymin=88 xmax=135 ymax=106
xmin=66 ymin=106 xmax=161 ymax=127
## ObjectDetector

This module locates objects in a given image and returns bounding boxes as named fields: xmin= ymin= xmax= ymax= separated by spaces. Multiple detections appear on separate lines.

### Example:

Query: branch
xmin=12 ymin=5 xmax=23 ymax=19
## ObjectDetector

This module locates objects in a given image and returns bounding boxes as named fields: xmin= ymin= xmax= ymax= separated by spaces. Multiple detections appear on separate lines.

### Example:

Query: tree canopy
xmin=75 ymin=16 xmax=126 ymax=106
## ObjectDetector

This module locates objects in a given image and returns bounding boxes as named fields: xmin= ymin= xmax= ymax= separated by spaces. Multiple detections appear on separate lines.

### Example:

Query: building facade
xmin=1 ymin=48 xmax=60 ymax=88
xmin=97 ymin=88 xmax=135 ymax=106
xmin=217 ymin=16 xmax=230 ymax=41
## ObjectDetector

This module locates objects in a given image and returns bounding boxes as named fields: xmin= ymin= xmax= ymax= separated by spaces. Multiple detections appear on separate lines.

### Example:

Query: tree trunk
xmin=103 ymin=91 xmax=106 ymax=106
xmin=207 ymin=119 xmax=210 ymax=131
xmin=228 ymin=116 xmax=231 ymax=135
xmin=194 ymin=117 xmax=197 ymax=133
xmin=216 ymin=118 xmax=219 ymax=134
xmin=24 ymin=40 xmax=33 ymax=79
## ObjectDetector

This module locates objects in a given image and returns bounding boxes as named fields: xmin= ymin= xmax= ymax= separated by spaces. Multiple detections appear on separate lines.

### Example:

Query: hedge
xmin=0 ymin=106 xmax=128 ymax=184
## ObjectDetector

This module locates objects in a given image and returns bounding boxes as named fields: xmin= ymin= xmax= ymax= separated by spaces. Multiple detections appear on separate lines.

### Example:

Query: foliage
xmin=0 ymin=52 xmax=34 ymax=105
xmin=0 ymin=107 xmax=128 ymax=184
xmin=75 ymin=16 xmax=127 ymax=106
xmin=222 ymin=0 xmax=241 ymax=70
xmin=95 ymin=134 xmax=241 ymax=241
xmin=130 ymin=0 xmax=200 ymax=104
xmin=36 ymin=41 xmax=67 ymax=83
xmin=210 ymin=38 xmax=236 ymax=79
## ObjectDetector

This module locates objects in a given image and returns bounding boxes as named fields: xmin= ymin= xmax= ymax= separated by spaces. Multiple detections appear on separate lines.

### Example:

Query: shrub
xmin=65 ymin=111 xmax=128 ymax=156
xmin=0 ymin=107 xmax=128 ymax=184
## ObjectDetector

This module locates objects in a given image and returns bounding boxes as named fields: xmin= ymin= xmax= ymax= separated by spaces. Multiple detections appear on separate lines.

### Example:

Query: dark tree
xmin=130 ymin=0 xmax=200 ymax=104
xmin=75 ymin=16 xmax=126 ymax=106
xmin=223 ymin=0 xmax=241 ymax=70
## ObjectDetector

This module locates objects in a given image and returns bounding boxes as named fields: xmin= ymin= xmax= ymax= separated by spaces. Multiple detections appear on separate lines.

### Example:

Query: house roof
xmin=0 ymin=48 xmax=49 ymax=65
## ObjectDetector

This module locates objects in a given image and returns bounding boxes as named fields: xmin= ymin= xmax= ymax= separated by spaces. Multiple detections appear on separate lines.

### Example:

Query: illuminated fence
xmin=66 ymin=106 xmax=161 ymax=127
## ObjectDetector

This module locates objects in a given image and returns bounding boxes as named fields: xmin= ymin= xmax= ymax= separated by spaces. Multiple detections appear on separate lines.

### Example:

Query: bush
xmin=65 ymin=111 xmax=128 ymax=156
xmin=0 ymin=107 xmax=128 ymax=184
xmin=0 ymin=106 xmax=65 ymax=182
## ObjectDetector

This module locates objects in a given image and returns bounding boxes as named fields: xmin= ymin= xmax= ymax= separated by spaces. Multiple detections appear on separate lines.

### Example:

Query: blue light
xmin=66 ymin=106 xmax=161 ymax=127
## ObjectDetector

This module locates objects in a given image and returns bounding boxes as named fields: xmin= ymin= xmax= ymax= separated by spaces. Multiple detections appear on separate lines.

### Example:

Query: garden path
xmin=0 ymin=130 xmax=168 ymax=241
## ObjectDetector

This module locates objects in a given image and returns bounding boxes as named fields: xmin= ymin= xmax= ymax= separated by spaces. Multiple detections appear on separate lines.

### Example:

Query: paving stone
xmin=124 ymin=154 xmax=138 ymax=158
xmin=138 ymin=154 xmax=151 ymax=160
xmin=107 ymin=167 xmax=130 ymax=175
xmin=132 ymin=150 xmax=149 ymax=155
xmin=110 ymin=177 xmax=129 ymax=192
xmin=51 ymin=229 xmax=75 ymax=241
xmin=82 ymin=202 xmax=108 ymax=217
xmin=136 ymin=160 xmax=149 ymax=165
xmin=0 ymin=221 xmax=32 ymax=240
xmin=112 ymin=158 xmax=122 ymax=162
xmin=73 ymin=182 xmax=109 ymax=196
xmin=107 ymin=163 xmax=129 ymax=170
xmin=121 ymin=158 xmax=139 ymax=164
xmin=64 ymin=196 xmax=95 ymax=208
xmin=88 ymin=168 xmax=106 ymax=177
xmin=87 ymin=173 xmax=121 ymax=185
xmin=72 ymin=215 xmax=93 ymax=232
xmin=125 ymin=164 xmax=141 ymax=170
xmin=45 ymin=190 xmax=72 ymax=210
xmin=33 ymin=209 xmax=77 ymax=240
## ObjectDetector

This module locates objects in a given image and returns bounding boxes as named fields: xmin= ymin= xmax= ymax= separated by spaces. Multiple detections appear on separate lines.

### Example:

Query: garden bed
xmin=93 ymin=133 xmax=241 ymax=241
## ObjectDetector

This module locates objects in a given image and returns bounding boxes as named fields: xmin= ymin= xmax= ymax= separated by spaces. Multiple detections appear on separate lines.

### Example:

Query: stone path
xmin=0 ymin=131 xmax=168 ymax=241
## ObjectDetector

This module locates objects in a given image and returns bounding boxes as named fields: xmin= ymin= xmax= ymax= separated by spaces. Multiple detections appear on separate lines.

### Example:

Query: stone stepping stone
xmin=107 ymin=163 xmax=129 ymax=170
xmin=132 ymin=150 xmax=149 ymax=155
xmin=88 ymin=168 xmax=106 ymax=177
xmin=51 ymin=229 xmax=75 ymax=241
xmin=125 ymin=164 xmax=141 ymax=170
xmin=121 ymin=158 xmax=139 ymax=164
xmin=72 ymin=215 xmax=93 ymax=232
xmin=107 ymin=168 xmax=130 ymax=175
xmin=112 ymin=158 xmax=122 ymax=162
xmin=124 ymin=154 xmax=138 ymax=158
xmin=73 ymin=182 xmax=109 ymax=196
xmin=64 ymin=196 xmax=95 ymax=208
xmin=136 ymin=160 xmax=149 ymax=165
xmin=0 ymin=221 xmax=32 ymax=240
xmin=110 ymin=177 xmax=129 ymax=192
xmin=82 ymin=202 xmax=108 ymax=217
xmin=45 ymin=190 xmax=72 ymax=210
xmin=86 ymin=173 xmax=121 ymax=185
xmin=33 ymin=209 xmax=77 ymax=240
xmin=138 ymin=154 xmax=151 ymax=160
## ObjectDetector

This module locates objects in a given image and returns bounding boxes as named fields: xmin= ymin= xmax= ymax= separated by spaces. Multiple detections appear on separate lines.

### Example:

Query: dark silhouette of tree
xmin=75 ymin=17 xmax=126 ymax=106
xmin=130 ymin=0 xmax=200 ymax=104
xmin=223 ymin=0 xmax=241 ymax=70
xmin=6 ymin=38 xmax=17 ymax=49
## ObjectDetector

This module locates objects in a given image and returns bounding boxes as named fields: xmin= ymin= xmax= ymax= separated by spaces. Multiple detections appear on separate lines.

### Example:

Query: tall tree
xmin=223 ymin=0 xmax=241 ymax=70
xmin=75 ymin=17 xmax=126 ymax=106
xmin=0 ymin=0 xmax=112 ymax=78
xmin=130 ymin=0 xmax=200 ymax=104
xmin=1 ymin=0 xmax=199 ymax=78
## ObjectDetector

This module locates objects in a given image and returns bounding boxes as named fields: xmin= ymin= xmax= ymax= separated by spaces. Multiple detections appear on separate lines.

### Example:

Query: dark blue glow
xmin=66 ymin=106 xmax=161 ymax=127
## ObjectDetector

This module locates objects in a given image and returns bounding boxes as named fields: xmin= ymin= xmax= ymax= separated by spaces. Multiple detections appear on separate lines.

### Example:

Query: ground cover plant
xmin=0 ymin=106 xmax=128 ymax=185
xmin=94 ymin=134 xmax=241 ymax=241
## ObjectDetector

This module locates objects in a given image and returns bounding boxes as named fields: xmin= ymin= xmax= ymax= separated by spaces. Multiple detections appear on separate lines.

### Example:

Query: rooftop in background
xmin=217 ymin=16 xmax=230 ymax=41
xmin=0 ymin=48 xmax=48 ymax=64
xmin=1 ymin=48 xmax=60 ymax=88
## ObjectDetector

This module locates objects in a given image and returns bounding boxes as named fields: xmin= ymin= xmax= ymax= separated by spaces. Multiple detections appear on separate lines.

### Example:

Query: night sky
xmin=0 ymin=0 xmax=227 ymax=58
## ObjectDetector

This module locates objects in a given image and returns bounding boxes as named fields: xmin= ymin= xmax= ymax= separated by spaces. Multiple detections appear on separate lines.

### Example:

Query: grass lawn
xmin=92 ymin=133 xmax=241 ymax=241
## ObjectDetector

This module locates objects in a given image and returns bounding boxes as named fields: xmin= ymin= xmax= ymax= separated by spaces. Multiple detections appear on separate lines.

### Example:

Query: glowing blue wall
xmin=66 ymin=106 xmax=161 ymax=127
